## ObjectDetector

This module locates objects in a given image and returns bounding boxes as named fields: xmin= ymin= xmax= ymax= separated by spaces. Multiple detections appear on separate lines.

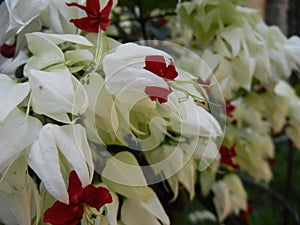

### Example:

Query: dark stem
xmin=136 ymin=0 xmax=148 ymax=40
xmin=239 ymin=176 xmax=300 ymax=225
xmin=282 ymin=140 xmax=295 ymax=225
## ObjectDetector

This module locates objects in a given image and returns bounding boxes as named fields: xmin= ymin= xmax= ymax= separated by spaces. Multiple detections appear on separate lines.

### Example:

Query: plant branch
xmin=239 ymin=175 xmax=300 ymax=225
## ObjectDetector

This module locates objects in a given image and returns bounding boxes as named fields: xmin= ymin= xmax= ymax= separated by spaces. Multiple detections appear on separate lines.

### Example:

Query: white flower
xmin=0 ymin=0 xmax=47 ymax=52
xmin=103 ymin=43 xmax=171 ymax=97
xmin=28 ymin=124 xmax=93 ymax=203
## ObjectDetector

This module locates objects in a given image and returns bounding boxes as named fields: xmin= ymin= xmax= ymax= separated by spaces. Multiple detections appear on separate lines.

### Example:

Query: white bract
xmin=28 ymin=68 xmax=88 ymax=123
xmin=0 ymin=155 xmax=41 ymax=225
xmin=103 ymin=43 xmax=170 ymax=95
xmin=0 ymin=74 xmax=30 ymax=122
xmin=102 ymin=152 xmax=170 ymax=225
xmin=28 ymin=124 xmax=93 ymax=203
xmin=0 ymin=0 xmax=47 ymax=52
xmin=0 ymin=109 xmax=42 ymax=174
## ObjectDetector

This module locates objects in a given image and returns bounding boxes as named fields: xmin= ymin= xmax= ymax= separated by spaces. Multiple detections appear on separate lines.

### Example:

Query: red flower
xmin=143 ymin=55 xmax=178 ymax=103
xmin=219 ymin=145 xmax=240 ymax=169
xmin=239 ymin=204 xmax=253 ymax=223
xmin=144 ymin=55 xmax=178 ymax=80
xmin=0 ymin=42 xmax=16 ymax=58
xmin=145 ymin=86 xmax=172 ymax=104
xmin=225 ymin=100 xmax=235 ymax=118
xmin=66 ymin=0 xmax=113 ymax=32
xmin=44 ymin=170 xmax=112 ymax=225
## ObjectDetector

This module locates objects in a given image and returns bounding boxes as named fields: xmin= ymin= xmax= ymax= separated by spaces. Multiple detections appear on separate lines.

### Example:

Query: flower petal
xmin=70 ymin=17 xmax=100 ymax=33
xmin=0 ymin=108 xmax=42 ymax=174
xmin=144 ymin=55 xmax=167 ymax=77
xmin=100 ymin=0 xmax=113 ymax=21
xmin=144 ymin=86 xmax=171 ymax=104
xmin=0 ymin=74 xmax=30 ymax=122
xmin=43 ymin=201 xmax=83 ymax=225
xmin=68 ymin=171 xmax=83 ymax=204
xmin=81 ymin=185 xmax=112 ymax=210
xmin=86 ymin=0 xmax=100 ymax=17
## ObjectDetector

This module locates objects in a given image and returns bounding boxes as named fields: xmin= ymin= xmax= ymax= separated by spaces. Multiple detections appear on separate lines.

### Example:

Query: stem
xmin=282 ymin=140 xmax=295 ymax=225
xmin=136 ymin=0 xmax=148 ymax=40
xmin=239 ymin=176 xmax=300 ymax=225
xmin=94 ymin=30 xmax=106 ymax=72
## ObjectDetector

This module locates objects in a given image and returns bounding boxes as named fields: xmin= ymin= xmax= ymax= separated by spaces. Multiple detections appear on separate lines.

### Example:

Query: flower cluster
xmin=0 ymin=0 xmax=300 ymax=224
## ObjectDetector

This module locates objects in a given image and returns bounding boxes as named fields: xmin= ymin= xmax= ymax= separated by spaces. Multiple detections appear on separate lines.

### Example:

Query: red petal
xmin=70 ymin=17 xmax=100 ymax=33
xmin=68 ymin=170 xmax=83 ymax=205
xmin=43 ymin=201 xmax=83 ymax=225
xmin=144 ymin=55 xmax=167 ymax=78
xmin=100 ymin=0 xmax=113 ymax=22
xmin=145 ymin=86 xmax=172 ymax=104
xmin=86 ymin=0 xmax=100 ymax=18
xmin=0 ymin=43 xmax=16 ymax=58
xmin=165 ymin=59 xmax=178 ymax=80
xmin=66 ymin=2 xmax=87 ymax=12
xmin=100 ymin=18 xmax=112 ymax=31
xmin=81 ymin=185 xmax=112 ymax=210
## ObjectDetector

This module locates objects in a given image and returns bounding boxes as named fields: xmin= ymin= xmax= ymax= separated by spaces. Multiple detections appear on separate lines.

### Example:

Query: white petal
xmin=0 ymin=108 xmax=42 ymax=173
xmin=171 ymin=97 xmax=222 ymax=138
xmin=28 ymin=68 xmax=88 ymax=123
xmin=0 ymin=155 xmax=40 ymax=225
xmin=28 ymin=124 xmax=69 ymax=203
xmin=0 ymin=74 xmax=30 ymax=122
xmin=140 ymin=192 xmax=170 ymax=225
xmin=121 ymin=199 xmax=161 ymax=225
xmin=103 ymin=43 xmax=170 ymax=95
xmin=51 ymin=124 xmax=93 ymax=186
xmin=28 ymin=124 xmax=93 ymax=202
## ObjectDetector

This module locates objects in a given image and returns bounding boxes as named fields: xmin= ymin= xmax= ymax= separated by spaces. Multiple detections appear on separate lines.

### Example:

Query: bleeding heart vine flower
xmin=103 ymin=43 xmax=179 ymax=104
xmin=225 ymin=100 xmax=236 ymax=118
xmin=143 ymin=55 xmax=178 ymax=103
xmin=44 ymin=170 xmax=112 ymax=225
xmin=66 ymin=0 xmax=113 ymax=32
xmin=219 ymin=145 xmax=240 ymax=169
